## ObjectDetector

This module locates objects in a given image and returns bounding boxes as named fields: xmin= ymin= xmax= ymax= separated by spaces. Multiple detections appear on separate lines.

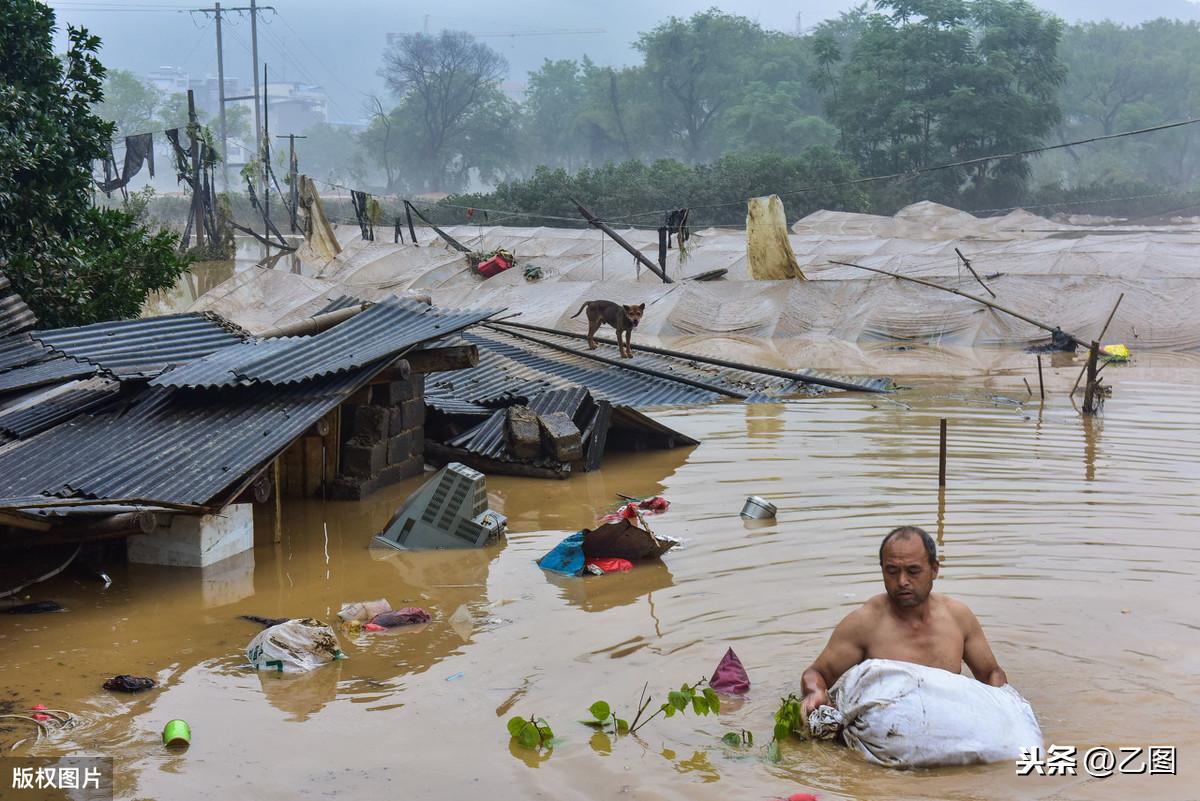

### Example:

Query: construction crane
xmin=386 ymin=27 xmax=605 ymax=46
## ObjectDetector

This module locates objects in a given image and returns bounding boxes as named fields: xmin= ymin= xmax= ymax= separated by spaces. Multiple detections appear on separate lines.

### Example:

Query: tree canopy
xmin=0 ymin=0 xmax=186 ymax=327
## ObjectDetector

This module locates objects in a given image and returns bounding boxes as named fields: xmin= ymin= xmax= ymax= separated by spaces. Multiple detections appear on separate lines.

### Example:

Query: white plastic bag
xmin=337 ymin=599 xmax=391 ymax=622
xmin=246 ymin=618 xmax=345 ymax=673
xmin=824 ymin=658 xmax=1042 ymax=767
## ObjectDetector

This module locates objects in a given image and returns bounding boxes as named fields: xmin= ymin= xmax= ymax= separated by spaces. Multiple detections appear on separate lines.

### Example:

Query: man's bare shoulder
xmin=839 ymin=594 xmax=890 ymax=629
xmin=934 ymin=593 xmax=979 ymax=626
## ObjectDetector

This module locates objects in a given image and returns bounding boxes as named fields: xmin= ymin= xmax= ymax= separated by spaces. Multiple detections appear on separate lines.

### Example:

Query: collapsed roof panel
xmin=30 ymin=312 xmax=247 ymax=379
xmin=228 ymin=298 xmax=500 ymax=386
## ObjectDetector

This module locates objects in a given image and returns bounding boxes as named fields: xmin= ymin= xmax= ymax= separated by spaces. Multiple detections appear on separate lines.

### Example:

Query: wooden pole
xmin=273 ymin=457 xmax=282 ymax=544
xmin=938 ymin=418 xmax=948 ymax=487
xmin=572 ymin=197 xmax=674 ymax=284
xmin=405 ymin=202 xmax=418 ymax=244
xmin=1071 ymin=292 xmax=1125 ymax=396
xmin=404 ymin=200 xmax=470 ymax=252
xmin=830 ymin=260 xmax=1081 ymax=347
xmin=657 ymin=226 xmax=668 ymax=278
xmin=1036 ymin=354 xmax=1045 ymax=400
xmin=1082 ymin=341 xmax=1101 ymax=415
xmin=186 ymin=89 xmax=205 ymax=248
xmin=954 ymin=247 xmax=995 ymax=298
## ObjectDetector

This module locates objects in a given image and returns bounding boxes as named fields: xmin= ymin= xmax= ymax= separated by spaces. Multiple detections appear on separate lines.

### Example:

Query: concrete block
xmin=347 ymin=404 xmax=389 ymax=442
xmin=342 ymin=439 xmax=386 ymax=478
xmin=401 ymin=397 xmax=426 ymax=429
xmin=387 ymin=429 xmax=416 ymax=464
xmin=505 ymin=405 xmax=541 ymax=460
xmin=200 ymin=548 xmax=256 ymax=607
xmin=328 ymin=455 xmax=426 ymax=500
xmin=539 ymin=411 xmax=583 ymax=462
xmin=126 ymin=504 xmax=254 ymax=568
xmin=371 ymin=379 xmax=415 ymax=407
xmin=346 ymin=385 xmax=373 ymax=405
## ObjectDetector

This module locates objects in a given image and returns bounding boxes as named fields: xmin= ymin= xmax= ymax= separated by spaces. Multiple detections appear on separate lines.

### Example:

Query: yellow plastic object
xmin=1101 ymin=344 xmax=1131 ymax=362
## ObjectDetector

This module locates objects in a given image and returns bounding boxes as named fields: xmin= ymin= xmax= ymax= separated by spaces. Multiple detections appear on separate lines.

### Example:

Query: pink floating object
xmin=364 ymin=622 xmax=386 ymax=632
xmin=709 ymin=647 xmax=750 ymax=695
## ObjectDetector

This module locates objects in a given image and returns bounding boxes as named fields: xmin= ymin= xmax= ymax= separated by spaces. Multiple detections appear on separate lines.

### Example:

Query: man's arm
xmin=959 ymin=604 xmax=1007 ymax=687
xmin=801 ymin=612 xmax=866 ymax=715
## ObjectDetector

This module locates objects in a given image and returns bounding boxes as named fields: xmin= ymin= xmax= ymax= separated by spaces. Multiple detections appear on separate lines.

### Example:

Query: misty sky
xmin=48 ymin=0 xmax=1200 ymax=124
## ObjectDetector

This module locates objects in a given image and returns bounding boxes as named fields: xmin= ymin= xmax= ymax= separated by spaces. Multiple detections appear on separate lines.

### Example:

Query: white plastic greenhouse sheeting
xmin=189 ymin=202 xmax=1200 ymax=349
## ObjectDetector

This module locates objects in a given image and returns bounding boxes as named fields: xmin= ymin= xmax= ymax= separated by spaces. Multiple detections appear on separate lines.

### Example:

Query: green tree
xmin=378 ymin=31 xmax=512 ymax=192
xmin=97 ymin=68 xmax=161 ymax=135
xmin=1043 ymin=19 xmax=1200 ymax=189
xmin=634 ymin=9 xmax=770 ymax=162
xmin=0 ymin=0 xmax=187 ymax=327
xmin=157 ymin=91 xmax=203 ymax=132
xmin=824 ymin=0 xmax=1064 ymax=210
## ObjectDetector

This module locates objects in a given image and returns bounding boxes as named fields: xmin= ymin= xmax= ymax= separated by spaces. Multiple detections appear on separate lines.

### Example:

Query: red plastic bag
xmin=585 ymin=557 xmax=634 ymax=574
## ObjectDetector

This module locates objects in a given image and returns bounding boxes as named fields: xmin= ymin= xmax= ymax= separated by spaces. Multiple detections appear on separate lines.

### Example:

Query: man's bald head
xmin=879 ymin=526 xmax=937 ymax=568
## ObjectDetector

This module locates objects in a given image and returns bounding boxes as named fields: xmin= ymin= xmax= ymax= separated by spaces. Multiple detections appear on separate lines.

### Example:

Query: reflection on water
xmin=1 ymin=362 xmax=1198 ymax=800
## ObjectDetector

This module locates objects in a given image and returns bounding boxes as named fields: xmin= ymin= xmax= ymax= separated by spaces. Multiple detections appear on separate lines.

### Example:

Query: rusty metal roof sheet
xmin=30 ymin=313 xmax=247 ymax=379
xmin=227 ymin=298 xmax=500 ymax=386
xmin=0 ymin=364 xmax=378 ymax=507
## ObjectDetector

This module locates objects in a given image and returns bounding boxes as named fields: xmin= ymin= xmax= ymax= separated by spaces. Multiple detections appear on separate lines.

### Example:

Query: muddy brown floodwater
xmin=3 ymin=330 xmax=1199 ymax=800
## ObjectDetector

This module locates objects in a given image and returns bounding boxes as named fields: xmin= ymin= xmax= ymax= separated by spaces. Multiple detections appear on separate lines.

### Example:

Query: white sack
xmin=246 ymin=618 xmax=345 ymax=673
xmin=825 ymin=658 xmax=1042 ymax=768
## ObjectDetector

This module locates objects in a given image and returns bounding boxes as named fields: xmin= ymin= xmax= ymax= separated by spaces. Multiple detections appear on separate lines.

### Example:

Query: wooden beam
xmin=404 ymin=200 xmax=472 ymax=253
xmin=402 ymin=346 xmax=479 ymax=374
xmin=571 ymin=197 xmax=674 ymax=284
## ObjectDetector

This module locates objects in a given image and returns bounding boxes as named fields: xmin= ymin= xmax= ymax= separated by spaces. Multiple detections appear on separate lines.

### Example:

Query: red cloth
xmin=638 ymin=496 xmax=670 ymax=512
xmin=783 ymin=795 xmax=818 ymax=801
xmin=585 ymin=557 xmax=634 ymax=574
xmin=709 ymin=647 xmax=750 ymax=695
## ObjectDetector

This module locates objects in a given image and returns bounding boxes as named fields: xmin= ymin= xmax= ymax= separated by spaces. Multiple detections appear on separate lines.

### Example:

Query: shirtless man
xmin=801 ymin=526 xmax=1007 ymax=715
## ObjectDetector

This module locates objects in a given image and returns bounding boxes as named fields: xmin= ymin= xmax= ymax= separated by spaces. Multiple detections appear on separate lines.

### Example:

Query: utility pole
xmin=187 ymin=89 xmax=206 ymax=248
xmin=262 ymin=62 xmax=270 ymax=241
xmin=213 ymin=1 xmax=228 ymax=191
xmin=193 ymin=2 xmax=274 ymax=192
xmin=250 ymin=0 xmax=263 ymax=204
xmin=276 ymin=132 xmax=306 ymax=232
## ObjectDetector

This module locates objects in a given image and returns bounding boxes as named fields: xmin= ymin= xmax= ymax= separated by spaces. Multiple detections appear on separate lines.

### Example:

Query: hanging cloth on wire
xmin=164 ymin=129 xmax=191 ymax=184
xmin=665 ymin=208 xmax=691 ymax=248
xmin=95 ymin=133 xmax=156 ymax=194
xmin=350 ymin=190 xmax=374 ymax=241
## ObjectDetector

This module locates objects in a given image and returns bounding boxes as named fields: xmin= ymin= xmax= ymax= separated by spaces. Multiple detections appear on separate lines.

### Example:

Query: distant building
xmin=264 ymin=82 xmax=329 ymax=134
xmin=145 ymin=65 xmax=189 ymax=95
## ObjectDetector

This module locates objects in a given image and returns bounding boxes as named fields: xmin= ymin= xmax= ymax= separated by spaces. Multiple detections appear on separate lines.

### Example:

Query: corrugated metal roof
xmin=428 ymin=329 xmax=725 ymax=408
xmin=423 ymin=385 xmax=492 ymax=417
xmin=0 ymin=274 xmax=37 ymax=336
xmin=149 ymin=337 xmax=302 ymax=389
xmin=0 ymin=379 xmax=120 ymax=439
xmin=30 ymin=313 xmax=247 ymax=379
xmin=0 ymin=357 xmax=96 ymax=394
xmin=229 ymin=298 xmax=500 ymax=385
xmin=0 ymin=335 xmax=53 ymax=372
xmin=315 ymin=294 xmax=367 ymax=315
xmin=449 ymin=386 xmax=593 ymax=457
xmin=0 ymin=363 xmax=378 ymax=507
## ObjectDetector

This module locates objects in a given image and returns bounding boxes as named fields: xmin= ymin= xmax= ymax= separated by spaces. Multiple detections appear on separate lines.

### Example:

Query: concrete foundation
xmin=126 ymin=504 xmax=255 ymax=568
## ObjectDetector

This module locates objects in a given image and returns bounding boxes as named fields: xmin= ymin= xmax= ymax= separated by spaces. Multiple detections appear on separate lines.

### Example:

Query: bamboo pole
xmin=1071 ymin=292 xmax=1125 ymax=396
xmin=829 ymin=260 xmax=1082 ymax=347
xmin=1082 ymin=342 xmax=1101 ymax=414
xmin=486 ymin=319 xmax=886 ymax=393
xmin=954 ymin=248 xmax=995 ymax=298
xmin=572 ymin=197 xmax=673 ymax=284
xmin=404 ymin=200 xmax=470 ymax=253
xmin=1036 ymin=354 xmax=1045 ymax=400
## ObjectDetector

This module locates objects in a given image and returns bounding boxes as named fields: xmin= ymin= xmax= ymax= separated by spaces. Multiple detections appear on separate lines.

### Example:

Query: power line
xmin=605 ymin=115 xmax=1200 ymax=223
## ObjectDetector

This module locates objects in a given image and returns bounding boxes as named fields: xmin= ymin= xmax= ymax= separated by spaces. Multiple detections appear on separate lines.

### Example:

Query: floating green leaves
xmin=766 ymin=694 xmax=809 ymax=761
xmin=507 ymin=715 xmax=554 ymax=750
